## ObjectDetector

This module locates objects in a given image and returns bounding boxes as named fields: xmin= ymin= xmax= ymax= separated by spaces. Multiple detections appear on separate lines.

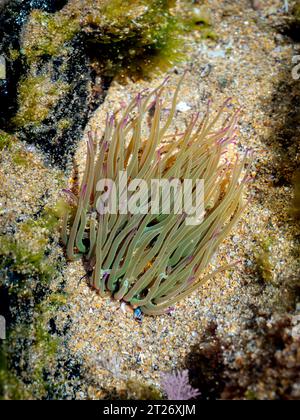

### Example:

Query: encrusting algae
xmin=20 ymin=0 xmax=212 ymax=79
xmin=13 ymin=75 xmax=69 ymax=128
xmin=0 ymin=134 xmax=73 ymax=400
xmin=7 ymin=1 xmax=214 ymax=162
xmin=21 ymin=0 xmax=211 ymax=75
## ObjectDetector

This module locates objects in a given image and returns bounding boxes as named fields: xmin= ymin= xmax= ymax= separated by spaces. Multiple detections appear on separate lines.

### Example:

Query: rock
xmin=207 ymin=48 xmax=226 ymax=59
xmin=176 ymin=101 xmax=191 ymax=112
xmin=0 ymin=0 xmax=189 ymax=167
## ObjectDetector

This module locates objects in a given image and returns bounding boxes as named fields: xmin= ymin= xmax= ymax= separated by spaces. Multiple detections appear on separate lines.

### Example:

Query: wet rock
xmin=0 ymin=0 xmax=194 ymax=167
xmin=275 ymin=0 xmax=300 ymax=41
xmin=0 ymin=0 xmax=80 ymax=166
xmin=16 ymin=34 xmax=92 ymax=167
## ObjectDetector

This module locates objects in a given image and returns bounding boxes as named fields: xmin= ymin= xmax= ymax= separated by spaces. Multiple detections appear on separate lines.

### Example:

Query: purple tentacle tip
xmin=109 ymin=114 xmax=115 ymax=126
xmin=81 ymin=184 xmax=87 ymax=198
xmin=187 ymin=276 xmax=196 ymax=285
xmin=165 ymin=307 xmax=175 ymax=314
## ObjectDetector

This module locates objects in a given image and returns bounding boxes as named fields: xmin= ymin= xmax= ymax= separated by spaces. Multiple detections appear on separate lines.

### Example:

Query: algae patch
xmin=13 ymin=75 xmax=69 ymax=128
xmin=22 ymin=9 xmax=80 ymax=64
xmin=0 ymin=130 xmax=14 ymax=151
xmin=6 ymin=1 xmax=213 ymax=162
xmin=253 ymin=235 xmax=275 ymax=284
xmin=21 ymin=0 xmax=213 ymax=79
xmin=0 ymin=76 xmax=82 ymax=399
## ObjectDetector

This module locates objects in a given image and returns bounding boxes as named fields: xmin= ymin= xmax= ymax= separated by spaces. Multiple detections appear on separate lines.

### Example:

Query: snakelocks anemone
xmin=61 ymin=75 xmax=251 ymax=315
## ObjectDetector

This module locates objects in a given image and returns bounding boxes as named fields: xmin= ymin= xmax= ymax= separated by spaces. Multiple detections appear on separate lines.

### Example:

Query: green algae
xmin=253 ymin=235 xmax=274 ymax=283
xmin=13 ymin=0 xmax=213 ymax=133
xmin=82 ymin=0 xmax=213 ymax=77
xmin=22 ymin=0 xmax=186 ymax=78
xmin=8 ymin=48 xmax=20 ymax=62
xmin=0 ymin=343 xmax=31 ymax=400
xmin=0 ymin=133 xmax=72 ymax=399
xmin=57 ymin=118 xmax=72 ymax=132
xmin=0 ymin=203 xmax=68 ymax=399
xmin=87 ymin=5 xmax=185 ymax=78
xmin=21 ymin=0 xmax=212 ymax=79
xmin=47 ymin=292 xmax=68 ymax=308
xmin=11 ymin=150 xmax=32 ymax=166
xmin=0 ymin=131 xmax=14 ymax=151
xmin=29 ymin=308 xmax=60 ymax=396
xmin=182 ymin=3 xmax=216 ymax=39
xmin=22 ymin=9 xmax=80 ymax=64
xmin=0 ymin=302 xmax=63 ymax=400
xmin=0 ymin=204 xmax=62 ymax=281
xmin=0 ymin=263 xmax=66 ymax=400
xmin=0 ymin=236 xmax=50 ymax=277
xmin=83 ymin=0 xmax=181 ymax=46
xmin=13 ymin=75 xmax=69 ymax=128
xmin=125 ymin=378 xmax=162 ymax=400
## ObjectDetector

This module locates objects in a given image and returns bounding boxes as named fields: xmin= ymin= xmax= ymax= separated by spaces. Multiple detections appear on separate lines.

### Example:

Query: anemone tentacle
xmin=62 ymin=76 xmax=250 ymax=315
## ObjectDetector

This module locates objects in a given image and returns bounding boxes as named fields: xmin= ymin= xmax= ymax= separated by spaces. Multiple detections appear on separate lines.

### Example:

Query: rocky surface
xmin=0 ymin=0 xmax=299 ymax=400
xmin=0 ymin=0 xmax=203 ymax=167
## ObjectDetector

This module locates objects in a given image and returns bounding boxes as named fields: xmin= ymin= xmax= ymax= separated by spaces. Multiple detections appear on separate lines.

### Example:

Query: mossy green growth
xmin=57 ymin=118 xmax=72 ymax=132
xmin=0 ymin=131 xmax=14 ymax=151
xmin=8 ymin=48 xmax=20 ymax=61
xmin=22 ymin=9 xmax=80 ymax=64
xmin=13 ymin=75 xmax=69 ymax=128
xmin=244 ymin=389 xmax=258 ymax=401
xmin=0 ymin=207 xmax=61 ymax=280
xmin=182 ymin=3 xmax=216 ymax=39
xmin=47 ymin=292 xmax=68 ymax=309
xmin=0 ymin=236 xmax=48 ymax=276
xmin=29 ymin=309 xmax=60 ymax=395
xmin=23 ymin=0 xmax=183 ymax=68
xmin=0 ymin=343 xmax=31 ymax=400
xmin=83 ymin=0 xmax=187 ymax=77
xmin=0 ymin=294 xmax=67 ymax=400
xmin=1 ymin=303 xmax=62 ymax=399
xmin=21 ymin=0 xmax=213 ymax=80
xmin=254 ymin=235 xmax=274 ymax=283
xmin=0 ymin=203 xmax=67 ymax=399
xmin=84 ymin=0 xmax=180 ymax=44
xmin=125 ymin=379 xmax=162 ymax=400
xmin=11 ymin=150 xmax=32 ymax=167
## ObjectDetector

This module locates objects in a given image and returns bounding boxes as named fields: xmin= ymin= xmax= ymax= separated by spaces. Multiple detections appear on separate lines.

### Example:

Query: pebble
xmin=176 ymin=101 xmax=191 ymax=112
xmin=207 ymin=49 xmax=226 ymax=59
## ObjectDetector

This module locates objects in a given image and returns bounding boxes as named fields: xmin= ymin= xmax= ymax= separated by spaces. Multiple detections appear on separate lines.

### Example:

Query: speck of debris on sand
xmin=51 ymin=0 xmax=300 ymax=399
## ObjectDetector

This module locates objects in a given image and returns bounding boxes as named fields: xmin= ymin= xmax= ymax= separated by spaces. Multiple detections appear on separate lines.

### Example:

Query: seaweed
xmin=184 ymin=313 xmax=300 ymax=400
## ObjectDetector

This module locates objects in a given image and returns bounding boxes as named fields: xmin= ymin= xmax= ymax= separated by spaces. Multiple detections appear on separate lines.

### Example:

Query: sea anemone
xmin=61 ymin=75 xmax=251 ymax=315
